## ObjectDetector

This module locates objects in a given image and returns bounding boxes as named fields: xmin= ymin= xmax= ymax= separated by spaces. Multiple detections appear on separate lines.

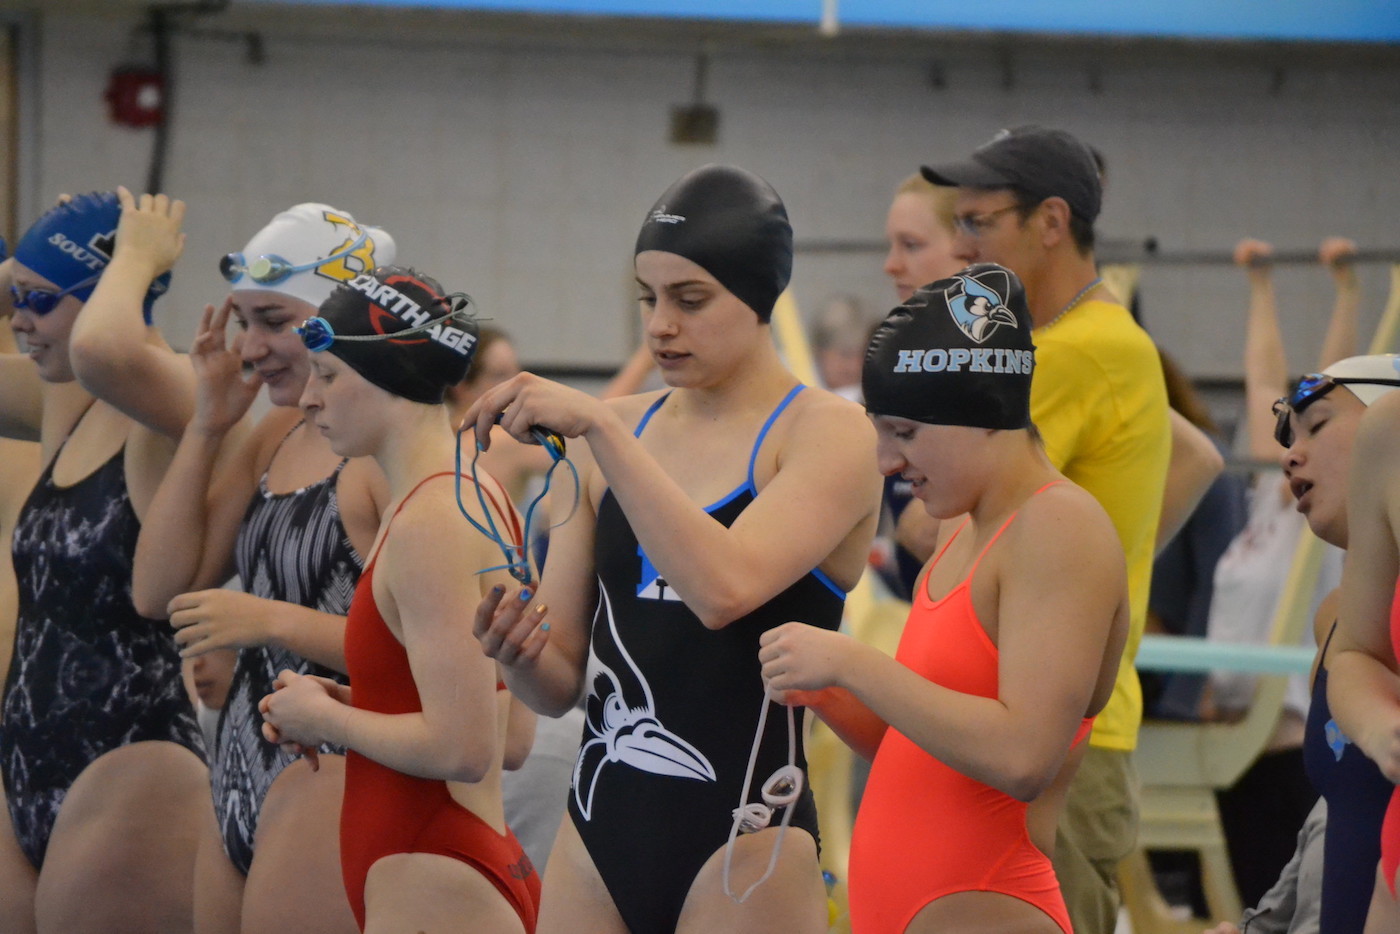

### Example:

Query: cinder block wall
xmin=19 ymin=10 xmax=1400 ymax=389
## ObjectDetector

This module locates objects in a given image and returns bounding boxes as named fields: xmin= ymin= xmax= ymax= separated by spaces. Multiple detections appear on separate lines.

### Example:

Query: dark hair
xmin=1009 ymin=187 xmax=1095 ymax=256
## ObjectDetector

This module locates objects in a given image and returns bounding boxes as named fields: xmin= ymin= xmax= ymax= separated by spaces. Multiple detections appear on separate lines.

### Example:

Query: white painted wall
xmin=20 ymin=9 xmax=1400 ymax=387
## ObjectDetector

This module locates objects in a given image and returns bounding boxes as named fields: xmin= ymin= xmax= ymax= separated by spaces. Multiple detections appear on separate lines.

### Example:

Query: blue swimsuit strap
xmin=747 ymin=385 xmax=805 ymax=493
xmin=633 ymin=392 xmax=672 ymax=438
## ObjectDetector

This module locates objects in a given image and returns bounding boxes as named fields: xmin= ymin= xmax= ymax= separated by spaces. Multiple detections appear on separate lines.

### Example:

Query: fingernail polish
xmin=540 ymin=622 xmax=550 ymax=632
xmin=519 ymin=589 xmax=533 ymax=601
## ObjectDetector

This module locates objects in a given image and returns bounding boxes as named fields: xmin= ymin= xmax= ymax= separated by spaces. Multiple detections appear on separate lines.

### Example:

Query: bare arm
xmin=762 ymin=487 xmax=1127 ymax=800
xmin=168 ymin=589 xmax=351 ymax=672
xmin=1316 ymin=237 xmax=1360 ymax=370
xmin=1156 ymin=409 xmax=1226 ymax=554
xmin=471 ymin=374 xmax=881 ymax=629
xmin=1329 ymin=392 xmax=1400 ymax=782
xmin=131 ymin=301 xmax=268 ymax=616
xmin=266 ymin=489 xmax=503 ymax=781
xmin=1236 ymin=239 xmax=1288 ymax=464
xmin=784 ymin=687 xmax=889 ymax=761
xmin=68 ymin=188 xmax=194 ymax=440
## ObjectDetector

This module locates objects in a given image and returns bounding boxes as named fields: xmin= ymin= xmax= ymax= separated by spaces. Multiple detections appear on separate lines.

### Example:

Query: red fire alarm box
xmin=105 ymin=68 xmax=165 ymax=129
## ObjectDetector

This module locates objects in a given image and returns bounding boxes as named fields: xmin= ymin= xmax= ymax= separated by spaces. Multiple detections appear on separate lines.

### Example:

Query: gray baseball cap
xmin=922 ymin=125 xmax=1102 ymax=223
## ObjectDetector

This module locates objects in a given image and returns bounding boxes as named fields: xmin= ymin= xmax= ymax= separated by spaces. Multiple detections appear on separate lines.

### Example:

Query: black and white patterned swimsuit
xmin=212 ymin=435 xmax=360 ymax=874
xmin=2 ymin=439 xmax=205 ymax=869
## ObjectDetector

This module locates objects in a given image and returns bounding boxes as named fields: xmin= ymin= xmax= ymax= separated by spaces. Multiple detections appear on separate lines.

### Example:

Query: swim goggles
xmin=723 ymin=686 xmax=807 ymax=904
xmin=295 ymin=293 xmax=475 ymax=352
xmin=9 ymin=273 xmax=102 ymax=315
xmin=219 ymin=228 xmax=369 ymax=286
xmin=1273 ymin=372 xmax=1400 ymax=447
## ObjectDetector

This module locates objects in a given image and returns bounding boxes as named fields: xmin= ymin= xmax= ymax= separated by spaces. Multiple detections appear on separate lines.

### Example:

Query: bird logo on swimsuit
xmin=943 ymin=268 xmax=1019 ymax=344
xmin=573 ymin=581 xmax=717 ymax=821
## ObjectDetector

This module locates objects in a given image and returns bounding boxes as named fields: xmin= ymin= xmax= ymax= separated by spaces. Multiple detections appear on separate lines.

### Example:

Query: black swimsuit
xmin=213 ymin=433 xmax=360 ymax=874
xmin=568 ymin=386 xmax=844 ymax=933
xmin=2 ymin=436 xmax=204 ymax=868
xmin=1303 ymin=621 xmax=1392 ymax=934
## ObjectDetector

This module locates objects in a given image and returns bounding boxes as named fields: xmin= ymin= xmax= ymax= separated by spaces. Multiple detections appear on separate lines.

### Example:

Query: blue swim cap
xmin=14 ymin=192 xmax=170 ymax=324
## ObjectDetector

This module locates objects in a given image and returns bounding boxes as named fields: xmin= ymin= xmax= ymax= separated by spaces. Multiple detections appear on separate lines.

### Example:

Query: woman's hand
xmin=473 ymin=584 xmax=550 ymax=670
xmin=114 ymin=186 xmax=186 ymax=278
xmin=1233 ymin=238 xmax=1273 ymax=281
xmin=759 ymin=623 xmax=852 ymax=701
xmin=169 ymin=588 xmax=278 ymax=656
xmin=465 ymin=372 xmax=608 ymax=451
xmin=188 ymin=299 xmax=263 ymax=436
xmin=259 ymin=669 xmax=341 ymax=769
xmin=1319 ymin=236 xmax=1358 ymax=286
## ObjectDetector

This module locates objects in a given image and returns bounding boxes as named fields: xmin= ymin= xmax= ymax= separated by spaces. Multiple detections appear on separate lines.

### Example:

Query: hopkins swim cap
xmin=633 ymin=164 xmax=792 ymax=322
xmin=863 ymin=263 xmax=1036 ymax=430
xmin=310 ymin=266 xmax=478 ymax=405
xmin=14 ymin=191 xmax=171 ymax=324
xmin=224 ymin=204 xmax=395 ymax=309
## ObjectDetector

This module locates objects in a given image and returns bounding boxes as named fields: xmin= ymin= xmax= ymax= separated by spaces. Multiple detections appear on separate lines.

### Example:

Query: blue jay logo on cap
xmin=944 ymin=268 xmax=1019 ymax=344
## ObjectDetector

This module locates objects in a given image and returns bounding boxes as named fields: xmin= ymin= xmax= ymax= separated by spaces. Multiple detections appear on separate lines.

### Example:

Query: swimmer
xmin=760 ymin=265 xmax=1129 ymax=934
xmin=471 ymin=164 xmax=881 ymax=934
xmin=260 ymin=266 xmax=539 ymax=934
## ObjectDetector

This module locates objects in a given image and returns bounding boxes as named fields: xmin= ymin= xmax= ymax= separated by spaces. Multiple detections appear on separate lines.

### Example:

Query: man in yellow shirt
xmin=923 ymin=125 xmax=1215 ymax=934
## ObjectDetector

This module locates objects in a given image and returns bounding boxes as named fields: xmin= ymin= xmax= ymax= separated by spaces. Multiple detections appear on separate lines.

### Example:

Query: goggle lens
xmin=296 ymin=317 xmax=336 ymax=352
xmin=8 ymin=274 xmax=102 ymax=315
xmin=218 ymin=253 xmax=243 ymax=283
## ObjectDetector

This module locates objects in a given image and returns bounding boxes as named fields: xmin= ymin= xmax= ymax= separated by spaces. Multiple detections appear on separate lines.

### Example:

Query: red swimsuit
xmin=340 ymin=474 xmax=540 ymax=931
xmin=849 ymin=494 xmax=1091 ymax=934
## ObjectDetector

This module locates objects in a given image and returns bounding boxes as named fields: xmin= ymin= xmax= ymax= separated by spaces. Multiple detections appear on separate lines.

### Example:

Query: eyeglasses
xmin=9 ymin=273 xmax=102 ymax=315
xmin=951 ymin=204 xmax=1022 ymax=238
xmin=1272 ymin=372 xmax=1400 ymax=446
xmin=220 ymin=228 xmax=370 ymax=286
xmin=296 ymin=293 xmax=474 ymax=352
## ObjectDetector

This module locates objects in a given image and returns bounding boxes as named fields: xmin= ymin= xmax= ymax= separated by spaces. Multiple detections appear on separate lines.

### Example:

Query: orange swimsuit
xmin=340 ymin=474 xmax=539 ymax=932
xmin=849 ymin=493 xmax=1091 ymax=934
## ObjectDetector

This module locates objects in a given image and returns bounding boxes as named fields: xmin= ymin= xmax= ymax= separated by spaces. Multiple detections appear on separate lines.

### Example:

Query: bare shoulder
xmin=248 ymin=407 xmax=303 ymax=467
xmin=784 ymin=385 xmax=875 ymax=445
xmin=381 ymin=477 xmax=494 ymax=577
xmin=337 ymin=454 xmax=389 ymax=503
xmin=1006 ymin=480 xmax=1123 ymax=568
xmin=604 ymin=388 xmax=668 ymax=426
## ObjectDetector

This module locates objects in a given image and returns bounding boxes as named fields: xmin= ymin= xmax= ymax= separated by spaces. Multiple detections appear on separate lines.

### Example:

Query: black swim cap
xmin=314 ymin=266 xmax=479 ymax=405
xmin=863 ymin=263 xmax=1036 ymax=430
xmin=634 ymin=164 xmax=792 ymax=322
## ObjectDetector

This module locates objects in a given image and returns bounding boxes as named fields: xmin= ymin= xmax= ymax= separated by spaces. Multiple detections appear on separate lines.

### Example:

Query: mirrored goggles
xmin=9 ymin=273 xmax=102 ymax=315
xmin=295 ymin=292 xmax=474 ymax=352
xmin=1272 ymin=373 xmax=1400 ymax=447
xmin=219 ymin=228 xmax=369 ymax=286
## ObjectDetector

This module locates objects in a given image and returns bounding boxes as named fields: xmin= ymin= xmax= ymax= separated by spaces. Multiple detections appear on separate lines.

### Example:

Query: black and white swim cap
xmin=863 ymin=263 xmax=1036 ymax=430
xmin=314 ymin=266 xmax=478 ymax=405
